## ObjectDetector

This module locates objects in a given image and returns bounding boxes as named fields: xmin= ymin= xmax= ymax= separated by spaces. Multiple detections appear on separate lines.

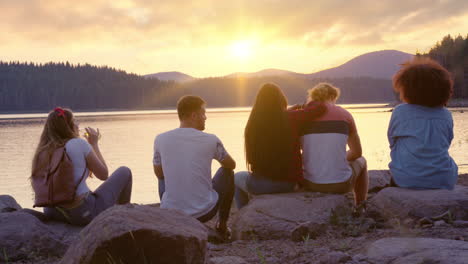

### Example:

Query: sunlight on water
xmin=0 ymin=107 xmax=252 ymax=120
xmin=0 ymin=106 xmax=467 ymax=209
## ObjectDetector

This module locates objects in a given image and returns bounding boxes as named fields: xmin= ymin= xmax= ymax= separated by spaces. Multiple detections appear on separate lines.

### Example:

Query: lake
xmin=1 ymin=105 xmax=467 ymax=209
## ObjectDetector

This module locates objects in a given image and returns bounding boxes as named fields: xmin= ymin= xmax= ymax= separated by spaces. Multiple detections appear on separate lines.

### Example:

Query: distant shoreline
xmin=1 ymin=101 xmax=467 ymax=120
xmin=447 ymin=99 xmax=468 ymax=108
xmin=0 ymin=103 xmax=390 ymax=120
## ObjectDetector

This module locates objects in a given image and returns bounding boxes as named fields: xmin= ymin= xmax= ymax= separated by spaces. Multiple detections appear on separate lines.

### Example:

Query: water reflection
xmin=0 ymin=106 xmax=466 ymax=208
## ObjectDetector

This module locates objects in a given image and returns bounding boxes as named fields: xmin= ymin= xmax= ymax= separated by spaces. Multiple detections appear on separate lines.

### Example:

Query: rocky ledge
xmin=1 ymin=171 xmax=467 ymax=264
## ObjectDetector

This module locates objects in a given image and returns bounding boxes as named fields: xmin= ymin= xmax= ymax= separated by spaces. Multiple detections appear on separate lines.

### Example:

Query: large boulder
xmin=368 ymin=170 xmax=391 ymax=192
xmin=369 ymin=185 xmax=468 ymax=221
xmin=0 ymin=212 xmax=68 ymax=262
xmin=61 ymin=204 xmax=208 ymax=264
xmin=44 ymin=220 xmax=83 ymax=245
xmin=231 ymin=192 xmax=349 ymax=240
xmin=0 ymin=195 xmax=21 ymax=212
xmin=366 ymin=237 xmax=468 ymax=264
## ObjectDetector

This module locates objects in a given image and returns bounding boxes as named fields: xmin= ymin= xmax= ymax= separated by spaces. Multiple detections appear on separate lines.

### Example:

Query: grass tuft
xmin=3 ymin=248 xmax=8 ymax=264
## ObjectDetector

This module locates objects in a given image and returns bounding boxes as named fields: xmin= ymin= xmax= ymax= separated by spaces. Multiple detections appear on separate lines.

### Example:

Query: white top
xmin=65 ymin=138 xmax=92 ymax=196
xmin=153 ymin=128 xmax=228 ymax=218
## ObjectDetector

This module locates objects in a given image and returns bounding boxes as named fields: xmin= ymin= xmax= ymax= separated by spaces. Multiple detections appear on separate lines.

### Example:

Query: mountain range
xmin=145 ymin=50 xmax=413 ymax=82
xmin=144 ymin=71 xmax=194 ymax=82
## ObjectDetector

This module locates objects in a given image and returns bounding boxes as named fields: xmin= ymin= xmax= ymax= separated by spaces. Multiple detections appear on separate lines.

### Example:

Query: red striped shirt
xmin=286 ymin=102 xmax=327 ymax=182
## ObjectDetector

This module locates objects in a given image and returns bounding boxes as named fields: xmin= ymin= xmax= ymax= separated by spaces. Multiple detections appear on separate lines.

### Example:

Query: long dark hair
xmin=245 ymin=83 xmax=292 ymax=181
xmin=31 ymin=108 xmax=78 ymax=176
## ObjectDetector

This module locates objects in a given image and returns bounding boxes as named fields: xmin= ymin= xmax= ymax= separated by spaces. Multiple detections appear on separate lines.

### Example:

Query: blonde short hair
xmin=308 ymin=83 xmax=340 ymax=102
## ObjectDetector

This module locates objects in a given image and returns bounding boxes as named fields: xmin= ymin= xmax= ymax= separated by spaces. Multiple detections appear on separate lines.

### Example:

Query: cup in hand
xmin=83 ymin=127 xmax=101 ymax=145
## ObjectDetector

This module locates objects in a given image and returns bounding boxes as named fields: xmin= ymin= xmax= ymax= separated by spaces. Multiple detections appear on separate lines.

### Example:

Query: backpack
xmin=31 ymin=146 xmax=87 ymax=207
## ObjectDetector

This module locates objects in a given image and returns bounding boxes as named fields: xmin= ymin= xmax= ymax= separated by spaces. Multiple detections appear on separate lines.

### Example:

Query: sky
xmin=1 ymin=0 xmax=467 ymax=77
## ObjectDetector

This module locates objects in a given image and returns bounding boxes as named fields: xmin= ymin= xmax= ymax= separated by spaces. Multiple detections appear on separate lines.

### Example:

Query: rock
xmin=368 ymin=170 xmax=391 ymax=192
xmin=352 ymin=254 xmax=367 ymax=262
xmin=431 ymin=210 xmax=451 ymax=220
xmin=417 ymin=217 xmax=433 ymax=226
xmin=402 ymin=218 xmax=414 ymax=227
xmin=208 ymin=256 xmax=248 ymax=264
xmin=231 ymin=192 xmax=349 ymax=240
xmin=434 ymin=220 xmax=448 ymax=227
xmin=61 ymin=204 xmax=208 ymax=264
xmin=0 ymin=195 xmax=21 ymax=212
xmin=369 ymin=185 xmax=468 ymax=221
xmin=207 ymin=243 xmax=224 ymax=251
xmin=366 ymin=237 xmax=468 ymax=264
xmin=453 ymin=220 xmax=468 ymax=228
xmin=291 ymin=221 xmax=328 ymax=242
xmin=319 ymin=251 xmax=351 ymax=264
xmin=0 ymin=212 xmax=68 ymax=262
xmin=44 ymin=220 xmax=83 ymax=245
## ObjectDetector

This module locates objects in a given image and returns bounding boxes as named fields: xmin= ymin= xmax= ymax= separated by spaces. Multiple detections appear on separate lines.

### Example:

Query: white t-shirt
xmin=65 ymin=138 xmax=92 ymax=196
xmin=153 ymin=128 xmax=228 ymax=218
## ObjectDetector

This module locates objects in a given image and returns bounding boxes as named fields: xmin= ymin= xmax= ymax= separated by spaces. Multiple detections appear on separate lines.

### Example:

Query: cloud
xmin=2 ymin=0 xmax=467 ymax=44
xmin=0 ymin=0 xmax=467 ymax=75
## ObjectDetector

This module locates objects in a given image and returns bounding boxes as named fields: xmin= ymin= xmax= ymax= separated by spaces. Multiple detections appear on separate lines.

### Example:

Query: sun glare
xmin=229 ymin=40 xmax=254 ymax=60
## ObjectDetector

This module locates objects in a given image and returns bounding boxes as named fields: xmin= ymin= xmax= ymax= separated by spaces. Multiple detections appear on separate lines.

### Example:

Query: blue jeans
xmin=158 ymin=167 xmax=234 ymax=223
xmin=234 ymin=171 xmax=296 ymax=209
xmin=44 ymin=166 xmax=133 ymax=226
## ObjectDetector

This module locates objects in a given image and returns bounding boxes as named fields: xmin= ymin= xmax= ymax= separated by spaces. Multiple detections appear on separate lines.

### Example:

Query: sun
xmin=229 ymin=40 xmax=254 ymax=60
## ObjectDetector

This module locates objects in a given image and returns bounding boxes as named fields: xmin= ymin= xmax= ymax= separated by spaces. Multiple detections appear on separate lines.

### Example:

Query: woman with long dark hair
xmin=234 ymin=83 xmax=325 ymax=208
xmin=31 ymin=107 xmax=132 ymax=225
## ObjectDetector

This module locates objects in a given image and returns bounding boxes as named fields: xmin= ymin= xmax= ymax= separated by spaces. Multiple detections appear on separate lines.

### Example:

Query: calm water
xmin=1 ymin=106 xmax=467 ymax=208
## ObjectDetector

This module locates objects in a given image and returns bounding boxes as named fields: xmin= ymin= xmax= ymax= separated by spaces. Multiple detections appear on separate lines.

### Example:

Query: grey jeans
xmin=44 ymin=166 xmax=132 ymax=226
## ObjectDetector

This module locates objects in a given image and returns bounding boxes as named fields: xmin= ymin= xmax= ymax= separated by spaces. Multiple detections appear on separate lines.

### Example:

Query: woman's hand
xmin=287 ymin=104 xmax=304 ymax=111
xmin=84 ymin=127 xmax=101 ymax=146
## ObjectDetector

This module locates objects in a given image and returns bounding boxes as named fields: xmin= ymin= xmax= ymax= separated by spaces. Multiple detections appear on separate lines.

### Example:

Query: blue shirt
xmin=388 ymin=103 xmax=458 ymax=190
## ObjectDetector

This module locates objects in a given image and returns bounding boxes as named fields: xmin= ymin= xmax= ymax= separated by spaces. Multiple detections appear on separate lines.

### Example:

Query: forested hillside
xmin=0 ymin=61 xmax=394 ymax=112
xmin=0 ymin=62 xmax=175 ymax=111
xmin=419 ymin=34 xmax=468 ymax=98
xmin=170 ymin=76 xmax=394 ymax=107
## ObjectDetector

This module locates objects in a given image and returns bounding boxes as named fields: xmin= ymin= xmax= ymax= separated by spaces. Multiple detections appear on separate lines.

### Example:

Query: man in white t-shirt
xmin=153 ymin=95 xmax=236 ymax=237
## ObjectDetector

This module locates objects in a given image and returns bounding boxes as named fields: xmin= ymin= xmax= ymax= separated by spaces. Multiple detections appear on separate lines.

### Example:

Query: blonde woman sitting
xmin=299 ymin=83 xmax=368 ymax=206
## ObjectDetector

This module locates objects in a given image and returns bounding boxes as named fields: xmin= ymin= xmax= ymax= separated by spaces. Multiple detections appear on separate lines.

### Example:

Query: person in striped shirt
xmin=300 ymin=83 xmax=369 ymax=206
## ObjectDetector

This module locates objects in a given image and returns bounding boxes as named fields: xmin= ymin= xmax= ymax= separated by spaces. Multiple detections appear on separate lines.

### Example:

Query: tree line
xmin=169 ymin=76 xmax=395 ymax=107
xmin=417 ymin=34 xmax=468 ymax=99
xmin=0 ymin=62 xmax=179 ymax=111
xmin=0 ymin=61 xmax=395 ymax=112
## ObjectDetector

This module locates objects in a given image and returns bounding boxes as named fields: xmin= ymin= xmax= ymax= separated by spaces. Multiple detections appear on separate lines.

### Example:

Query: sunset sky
xmin=1 ymin=0 xmax=467 ymax=77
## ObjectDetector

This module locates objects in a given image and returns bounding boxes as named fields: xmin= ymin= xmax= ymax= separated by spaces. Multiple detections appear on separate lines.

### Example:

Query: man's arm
xmin=153 ymin=138 xmax=164 ymax=179
xmin=214 ymin=137 xmax=236 ymax=170
xmin=153 ymin=165 xmax=164 ymax=180
xmin=347 ymin=131 xmax=363 ymax=161
xmin=219 ymin=154 xmax=236 ymax=170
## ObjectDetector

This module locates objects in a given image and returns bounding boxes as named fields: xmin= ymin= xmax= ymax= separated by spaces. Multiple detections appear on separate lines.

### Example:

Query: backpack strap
xmin=74 ymin=166 xmax=88 ymax=193
xmin=64 ymin=146 xmax=88 ymax=194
